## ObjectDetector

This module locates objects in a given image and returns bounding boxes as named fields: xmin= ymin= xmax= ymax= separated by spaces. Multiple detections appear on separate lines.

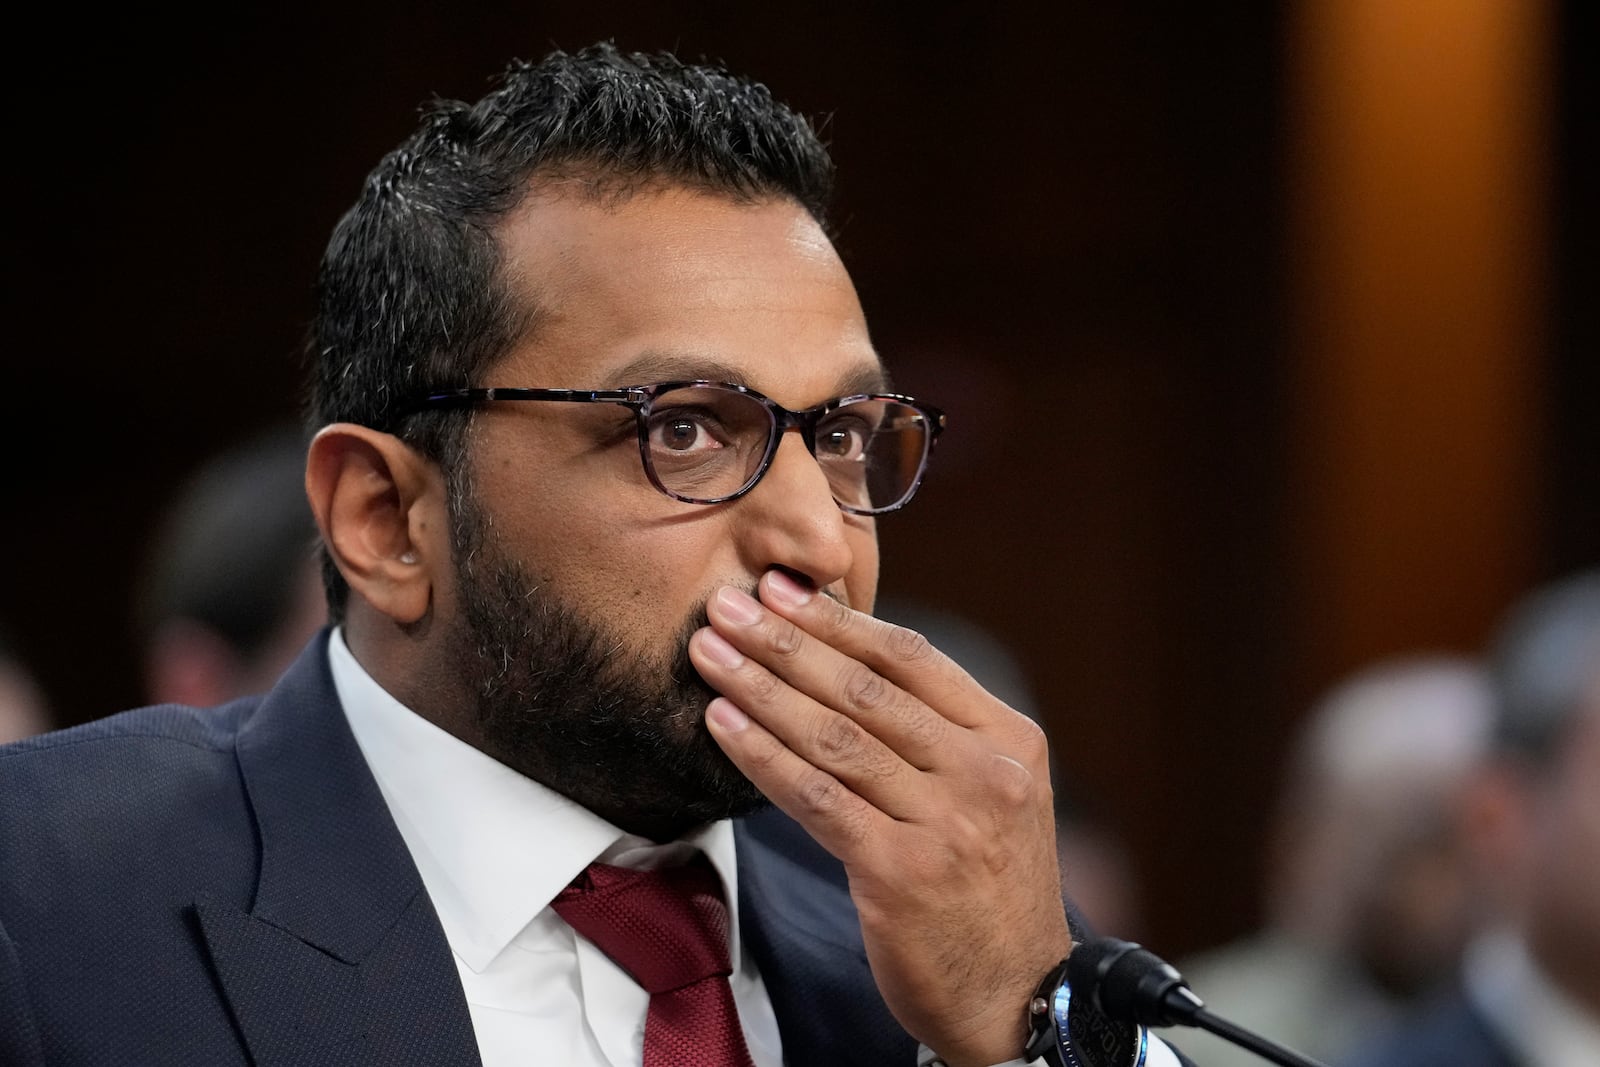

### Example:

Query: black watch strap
xmin=1022 ymin=950 xmax=1148 ymax=1067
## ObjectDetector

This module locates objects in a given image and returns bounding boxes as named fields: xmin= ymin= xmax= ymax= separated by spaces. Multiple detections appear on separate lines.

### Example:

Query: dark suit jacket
xmin=0 ymin=632 xmax=914 ymax=1066
xmin=1339 ymin=985 xmax=1520 ymax=1067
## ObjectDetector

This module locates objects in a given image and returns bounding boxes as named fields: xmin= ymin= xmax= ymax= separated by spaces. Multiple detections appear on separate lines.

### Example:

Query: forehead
xmin=491 ymin=184 xmax=884 ymax=403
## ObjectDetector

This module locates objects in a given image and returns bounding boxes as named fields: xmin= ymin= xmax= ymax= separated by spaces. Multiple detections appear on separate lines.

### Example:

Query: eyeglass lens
xmin=640 ymin=384 xmax=930 ymax=511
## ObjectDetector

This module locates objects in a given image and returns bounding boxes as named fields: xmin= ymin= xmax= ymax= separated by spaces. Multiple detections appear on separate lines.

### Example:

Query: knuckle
xmin=884 ymin=624 xmax=938 ymax=667
xmin=839 ymin=662 xmax=892 ymax=712
xmin=989 ymin=755 xmax=1035 ymax=806
xmin=743 ymin=666 xmax=786 ymax=704
xmin=795 ymin=770 xmax=847 ymax=817
xmin=1012 ymin=714 xmax=1050 ymax=765
xmin=817 ymin=592 xmax=855 ymax=634
xmin=767 ymin=617 xmax=804 ymax=658
xmin=813 ymin=714 xmax=864 ymax=762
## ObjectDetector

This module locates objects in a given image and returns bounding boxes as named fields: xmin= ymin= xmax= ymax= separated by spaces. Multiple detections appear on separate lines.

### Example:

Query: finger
xmin=703 ymin=586 xmax=957 ymax=771
xmin=703 ymin=694 xmax=893 ymax=861
xmin=758 ymin=571 xmax=1033 ymax=742
xmin=689 ymin=628 xmax=933 ymax=820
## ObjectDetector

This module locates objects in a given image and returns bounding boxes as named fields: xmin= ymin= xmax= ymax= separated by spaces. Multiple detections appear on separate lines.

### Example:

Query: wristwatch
xmin=1021 ymin=954 xmax=1148 ymax=1067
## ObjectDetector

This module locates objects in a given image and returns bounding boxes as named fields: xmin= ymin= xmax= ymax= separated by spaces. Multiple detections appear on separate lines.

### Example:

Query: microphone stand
xmin=1182 ymin=1005 xmax=1328 ymax=1067
xmin=1069 ymin=937 xmax=1331 ymax=1067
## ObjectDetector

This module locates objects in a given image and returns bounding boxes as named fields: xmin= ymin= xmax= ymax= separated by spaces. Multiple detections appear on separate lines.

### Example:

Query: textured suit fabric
xmin=1339 ymin=986 xmax=1520 ymax=1067
xmin=0 ymin=631 xmax=914 ymax=1067
xmin=0 ymin=634 xmax=479 ymax=1067
xmin=0 ymin=628 xmax=1200 ymax=1067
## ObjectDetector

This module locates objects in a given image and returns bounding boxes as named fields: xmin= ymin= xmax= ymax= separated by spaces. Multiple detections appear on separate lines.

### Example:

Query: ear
xmin=305 ymin=424 xmax=445 ymax=625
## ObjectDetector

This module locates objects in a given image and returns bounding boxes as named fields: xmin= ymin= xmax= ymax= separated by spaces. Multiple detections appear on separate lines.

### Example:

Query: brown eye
xmin=816 ymin=423 xmax=867 ymax=460
xmin=659 ymin=417 xmax=704 ymax=451
xmin=646 ymin=409 xmax=725 ymax=454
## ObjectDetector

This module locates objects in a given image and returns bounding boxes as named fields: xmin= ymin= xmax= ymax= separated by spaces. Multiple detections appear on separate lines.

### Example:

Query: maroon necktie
xmin=552 ymin=856 xmax=757 ymax=1067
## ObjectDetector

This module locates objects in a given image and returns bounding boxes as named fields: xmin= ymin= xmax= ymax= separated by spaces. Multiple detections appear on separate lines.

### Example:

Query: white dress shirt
xmin=330 ymin=627 xmax=1179 ymax=1067
xmin=331 ymin=628 xmax=782 ymax=1067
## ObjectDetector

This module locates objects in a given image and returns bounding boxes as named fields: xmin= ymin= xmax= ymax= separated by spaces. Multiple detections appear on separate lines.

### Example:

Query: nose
xmin=731 ymin=431 xmax=860 ymax=591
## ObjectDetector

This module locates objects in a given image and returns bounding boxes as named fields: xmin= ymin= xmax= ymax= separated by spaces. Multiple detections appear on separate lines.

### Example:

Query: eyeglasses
xmin=402 ymin=380 xmax=946 ymax=514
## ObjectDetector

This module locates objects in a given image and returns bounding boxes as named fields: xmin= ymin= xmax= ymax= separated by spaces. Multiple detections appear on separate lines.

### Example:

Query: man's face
xmin=436 ymin=185 xmax=885 ymax=840
xmin=1525 ymin=692 xmax=1600 ymax=1010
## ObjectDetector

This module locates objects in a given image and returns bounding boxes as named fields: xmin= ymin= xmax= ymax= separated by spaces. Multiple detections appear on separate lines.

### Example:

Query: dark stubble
xmin=446 ymin=485 xmax=770 ymax=842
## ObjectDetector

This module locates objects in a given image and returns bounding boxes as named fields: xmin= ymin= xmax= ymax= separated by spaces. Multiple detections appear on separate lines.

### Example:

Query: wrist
xmin=1022 ymin=947 xmax=1148 ymax=1067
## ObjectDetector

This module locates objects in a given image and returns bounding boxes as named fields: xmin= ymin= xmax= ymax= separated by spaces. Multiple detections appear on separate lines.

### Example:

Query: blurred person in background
xmin=133 ymin=424 xmax=326 ymax=706
xmin=1176 ymin=655 xmax=1494 ymax=1067
xmin=0 ymin=625 xmax=52 ymax=744
xmin=1343 ymin=568 xmax=1600 ymax=1067
xmin=1051 ymin=783 xmax=1148 ymax=946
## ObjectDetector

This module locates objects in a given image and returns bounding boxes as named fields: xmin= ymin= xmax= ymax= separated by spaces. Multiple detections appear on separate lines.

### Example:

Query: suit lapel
xmin=195 ymin=633 xmax=481 ymax=1066
xmin=735 ymin=807 xmax=917 ymax=1066
xmin=194 ymin=637 xmax=916 ymax=1065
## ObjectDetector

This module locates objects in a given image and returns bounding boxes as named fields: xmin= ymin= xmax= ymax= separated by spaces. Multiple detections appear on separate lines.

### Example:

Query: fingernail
xmin=698 ymin=629 xmax=744 ymax=668
xmin=706 ymin=698 xmax=750 ymax=733
xmin=765 ymin=570 xmax=813 ymax=608
xmin=717 ymin=586 xmax=762 ymax=625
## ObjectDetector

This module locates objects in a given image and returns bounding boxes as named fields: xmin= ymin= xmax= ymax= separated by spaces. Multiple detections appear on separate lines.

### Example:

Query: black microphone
xmin=1067 ymin=937 xmax=1331 ymax=1067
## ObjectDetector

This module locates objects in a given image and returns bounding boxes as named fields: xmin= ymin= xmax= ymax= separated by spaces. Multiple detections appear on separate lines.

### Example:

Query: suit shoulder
xmin=1 ymin=698 xmax=265 ymax=908
xmin=1 ymin=698 xmax=253 ymax=762
xmin=0 ymin=699 xmax=259 ymax=838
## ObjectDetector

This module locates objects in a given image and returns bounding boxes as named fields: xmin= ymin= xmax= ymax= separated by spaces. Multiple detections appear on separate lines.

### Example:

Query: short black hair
xmin=306 ymin=42 xmax=837 ymax=620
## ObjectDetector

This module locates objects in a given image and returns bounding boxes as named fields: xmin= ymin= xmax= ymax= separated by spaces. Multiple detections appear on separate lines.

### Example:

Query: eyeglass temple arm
xmin=395 ymin=386 xmax=648 ymax=419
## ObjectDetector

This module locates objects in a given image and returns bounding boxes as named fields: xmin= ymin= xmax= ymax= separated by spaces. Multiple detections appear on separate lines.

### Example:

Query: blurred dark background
xmin=4 ymin=2 xmax=1595 ymax=961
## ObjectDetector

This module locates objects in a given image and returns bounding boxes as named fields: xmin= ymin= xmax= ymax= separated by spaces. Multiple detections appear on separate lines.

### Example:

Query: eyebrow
xmin=604 ymin=350 xmax=892 ymax=398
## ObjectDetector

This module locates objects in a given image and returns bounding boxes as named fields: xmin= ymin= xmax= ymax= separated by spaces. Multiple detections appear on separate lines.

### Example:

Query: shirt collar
xmin=327 ymin=627 xmax=746 ymax=973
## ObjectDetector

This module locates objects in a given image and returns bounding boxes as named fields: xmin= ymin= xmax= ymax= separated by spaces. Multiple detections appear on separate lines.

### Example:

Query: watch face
xmin=1055 ymin=983 xmax=1148 ymax=1067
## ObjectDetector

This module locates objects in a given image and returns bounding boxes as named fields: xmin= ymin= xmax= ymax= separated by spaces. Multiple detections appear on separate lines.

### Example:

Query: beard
xmin=446 ymin=489 xmax=769 ymax=841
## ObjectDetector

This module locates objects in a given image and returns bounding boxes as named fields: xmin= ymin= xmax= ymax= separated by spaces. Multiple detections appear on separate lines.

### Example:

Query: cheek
xmin=475 ymin=436 xmax=647 ymax=578
xmin=842 ymin=521 xmax=880 ymax=613
xmin=498 ymin=494 xmax=729 ymax=639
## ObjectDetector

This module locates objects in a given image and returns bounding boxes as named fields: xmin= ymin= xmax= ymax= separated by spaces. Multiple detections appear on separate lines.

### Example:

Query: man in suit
xmin=1176 ymin=655 xmax=1493 ymax=1067
xmin=1342 ymin=568 xmax=1600 ymax=1067
xmin=0 ymin=42 xmax=1187 ymax=1067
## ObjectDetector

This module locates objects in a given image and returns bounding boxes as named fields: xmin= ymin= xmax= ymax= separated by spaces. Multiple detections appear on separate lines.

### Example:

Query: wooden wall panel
xmin=1284 ymin=0 xmax=1552 ymax=692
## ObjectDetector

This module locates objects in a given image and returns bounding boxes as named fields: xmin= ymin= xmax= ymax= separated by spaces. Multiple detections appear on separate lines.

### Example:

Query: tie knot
xmin=552 ymin=856 xmax=734 ymax=995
